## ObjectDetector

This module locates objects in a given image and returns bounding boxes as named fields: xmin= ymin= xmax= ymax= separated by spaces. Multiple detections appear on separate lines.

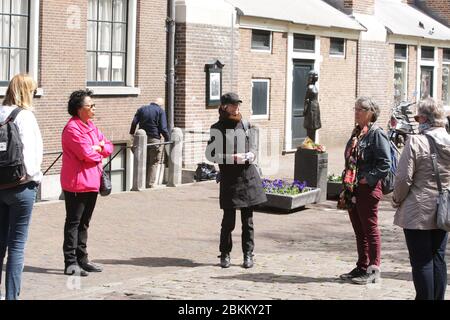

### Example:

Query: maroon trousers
xmin=348 ymin=181 xmax=382 ymax=270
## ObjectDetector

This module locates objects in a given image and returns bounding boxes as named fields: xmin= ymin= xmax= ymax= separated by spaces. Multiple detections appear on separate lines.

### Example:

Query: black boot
xmin=243 ymin=253 xmax=254 ymax=269
xmin=219 ymin=253 xmax=230 ymax=268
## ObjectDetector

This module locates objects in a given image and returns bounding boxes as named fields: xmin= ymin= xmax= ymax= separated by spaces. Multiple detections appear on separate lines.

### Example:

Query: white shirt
xmin=0 ymin=105 xmax=43 ymax=183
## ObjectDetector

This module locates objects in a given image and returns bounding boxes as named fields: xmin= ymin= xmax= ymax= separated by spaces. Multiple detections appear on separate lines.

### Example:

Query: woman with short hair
xmin=393 ymin=98 xmax=450 ymax=300
xmin=61 ymin=89 xmax=113 ymax=276
xmin=338 ymin=96 xmax=391 ymax=285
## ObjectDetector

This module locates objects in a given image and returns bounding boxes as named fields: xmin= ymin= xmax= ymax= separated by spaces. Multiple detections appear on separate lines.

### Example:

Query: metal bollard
xmin=131 ymin=129 xmax=147 ymax=191
xmin=168 ymin=127 xmax=183 ymax=187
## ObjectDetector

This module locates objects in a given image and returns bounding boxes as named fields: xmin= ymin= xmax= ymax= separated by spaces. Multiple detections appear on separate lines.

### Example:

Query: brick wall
xmin=407 ymin=45 xmax=418 ymax=102
xmin=238 ymin=29 xmax=286 ymax=154
xmin=412 ymin=0 xmax=450 ymax=27
xmin=33 ymin=1 xmax=167 ymax=174
xmin=175 ymin=22 xmax=239 ymax=168
xmin=319 ymin=38 xmax=358 ymax=146
xmin=357 ymin=41 xmax=394 ymax=130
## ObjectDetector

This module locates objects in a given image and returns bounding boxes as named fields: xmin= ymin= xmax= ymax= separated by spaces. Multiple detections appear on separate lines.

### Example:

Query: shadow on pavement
xmin=23 ymin=266 xmax=64 ymax=275
xmin=94 ymin=257 xmax=215 ymax=268
xmin=213 ymin=272 xmax=340 ymax=284
xmin=254 ymin=206 xmax=309 ymax=215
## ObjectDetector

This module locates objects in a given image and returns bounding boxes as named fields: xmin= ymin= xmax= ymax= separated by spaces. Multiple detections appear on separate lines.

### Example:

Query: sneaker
xmin=218 ymin=253 xmax=230 ymax=268
xmin=243 ymin=253 xmax=254 ymax=269
xmin=351 ymin=266 xmax=381 ymax=285
xmin=339 ymin=267 xmax=366 ymax=280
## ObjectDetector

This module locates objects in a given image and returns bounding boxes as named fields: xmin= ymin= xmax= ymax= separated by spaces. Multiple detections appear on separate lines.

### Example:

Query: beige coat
xmin=393 ymin=127 xmax=450 ymax=230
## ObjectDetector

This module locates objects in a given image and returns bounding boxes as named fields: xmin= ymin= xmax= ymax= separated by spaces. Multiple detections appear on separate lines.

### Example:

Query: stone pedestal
xmin=294 ymin=148 xmax=328 ymax=203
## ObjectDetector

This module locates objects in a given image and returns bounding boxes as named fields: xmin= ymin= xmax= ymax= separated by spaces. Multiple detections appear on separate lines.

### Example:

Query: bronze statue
xmin=303 ymin=70 xmax=321 ymax=141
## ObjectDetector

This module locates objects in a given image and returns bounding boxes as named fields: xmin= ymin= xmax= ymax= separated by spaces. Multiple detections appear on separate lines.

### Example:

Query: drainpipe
xmin=167 ymin=0 xmax=176 ymax=132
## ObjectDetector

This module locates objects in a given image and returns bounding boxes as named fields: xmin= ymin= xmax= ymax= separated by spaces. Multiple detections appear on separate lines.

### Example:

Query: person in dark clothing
xmin=338 ymin=96 xmax=391 ymax=285
xmin=130 ymin=98 xmax=170 ymax=188
xmin=206 ymin=92 xmax=267 ymax=269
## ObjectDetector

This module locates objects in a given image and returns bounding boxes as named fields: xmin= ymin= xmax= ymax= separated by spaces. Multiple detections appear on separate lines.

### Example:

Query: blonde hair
xmin=2 ymin=74 xmax=37 ymax=110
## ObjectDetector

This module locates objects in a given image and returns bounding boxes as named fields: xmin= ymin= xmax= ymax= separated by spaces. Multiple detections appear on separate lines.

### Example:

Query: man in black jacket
xmin=130 ymin=98 xmax=170 ymax=188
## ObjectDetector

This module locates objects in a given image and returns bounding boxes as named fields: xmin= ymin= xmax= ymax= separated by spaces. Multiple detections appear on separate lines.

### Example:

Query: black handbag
xmin=99 ymin=169 xmax=112 ymax=196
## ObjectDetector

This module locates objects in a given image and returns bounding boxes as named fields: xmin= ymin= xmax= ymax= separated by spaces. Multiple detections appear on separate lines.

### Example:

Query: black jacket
xmin=346 ymin=124 xmax=391 ymax=187
xmin=129 ymin=103 xmax=170 ymax=141
xmin=206 ymin=118 xmax=267 ymax=209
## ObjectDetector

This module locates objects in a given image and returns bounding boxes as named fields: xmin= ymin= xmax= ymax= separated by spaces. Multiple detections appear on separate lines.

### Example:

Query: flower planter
xmin=263 ymin=187 xmax=321 ymax=210
xmin=327 ymin=181 xmax=343 ymax=200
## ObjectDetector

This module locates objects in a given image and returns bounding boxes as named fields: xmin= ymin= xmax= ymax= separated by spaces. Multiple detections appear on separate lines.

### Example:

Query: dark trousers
xmin=63 ymin=191 xmax=98 ymax=267
xmin=404 ymin=229 xmax=448 ymax=300
xmin=220 ymin=208 xmax=254 ymax=254
xmin=348 ymin=182 xmax=382 ymax=270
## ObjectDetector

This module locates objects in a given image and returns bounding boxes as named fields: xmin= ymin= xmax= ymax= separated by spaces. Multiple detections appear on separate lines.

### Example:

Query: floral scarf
xmin=337 ymin=124 xmax=369 ymax=210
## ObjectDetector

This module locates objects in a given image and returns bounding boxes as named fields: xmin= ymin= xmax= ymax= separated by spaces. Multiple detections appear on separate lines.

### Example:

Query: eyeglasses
xmin=353 ymin=107 xmax=367 ymax=112
xmin=83 ymin=104 xmax=96 ymax=109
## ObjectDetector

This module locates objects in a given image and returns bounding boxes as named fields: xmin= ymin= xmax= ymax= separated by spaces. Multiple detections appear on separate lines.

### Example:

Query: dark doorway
xmin=292 ymin=60 xmax=314 ymax=147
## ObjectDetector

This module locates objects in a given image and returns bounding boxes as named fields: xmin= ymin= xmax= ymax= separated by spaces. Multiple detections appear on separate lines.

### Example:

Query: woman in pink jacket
xmin=61 ymin=89 xmax=112 ymax=277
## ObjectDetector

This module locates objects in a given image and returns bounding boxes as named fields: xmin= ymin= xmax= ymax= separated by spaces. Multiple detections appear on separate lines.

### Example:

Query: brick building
xmin=0 ymin=0 xmax=168 ymax=198
xmin=176 ymin=0 xmax=450 ymax=171
xmin=175 ymin=0 xmax=363 ymax=170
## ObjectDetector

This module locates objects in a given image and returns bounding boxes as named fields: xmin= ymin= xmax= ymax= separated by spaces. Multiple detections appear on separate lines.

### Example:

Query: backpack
xmin=0 ymin=107 xmax=26 ymax=186
xmin=381 ymin=139 xmax=399 ymax=195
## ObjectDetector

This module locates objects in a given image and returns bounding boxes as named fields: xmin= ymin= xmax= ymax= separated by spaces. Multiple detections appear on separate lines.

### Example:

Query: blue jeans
xmin=0 ymin=182 xmax=37 ymax=300
xmin=404 ymin=229 xmax=448 ymax=300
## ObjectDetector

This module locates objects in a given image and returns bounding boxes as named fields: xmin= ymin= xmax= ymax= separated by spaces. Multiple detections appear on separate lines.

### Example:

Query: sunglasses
xmin=83 ymin=104 xmax=96 ymax=109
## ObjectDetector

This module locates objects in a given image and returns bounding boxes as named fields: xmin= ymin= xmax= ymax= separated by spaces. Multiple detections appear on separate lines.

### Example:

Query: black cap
xmin=220 ymin=92 xmax=242 ymax=105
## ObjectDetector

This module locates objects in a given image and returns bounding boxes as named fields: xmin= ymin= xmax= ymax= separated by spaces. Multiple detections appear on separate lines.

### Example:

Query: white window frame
xmin=87 ymin=0 xmax=140 ymax=96
xmin=250 ymin=29 xmax=272 ymax=53
xmin=329 ymin=37 xmax=345 ymax=58
xmin=251 ymin=79 xmax=270 ymax=120
xmin=0 ymin=0 xmax=41 ymax=97
xmin=442 ymin=62 xmax=450 ymax=108
xmin=394 ymin=44 xmax=408 ymax=102
xmin=417 ymin=45 xmax=438 ymax=100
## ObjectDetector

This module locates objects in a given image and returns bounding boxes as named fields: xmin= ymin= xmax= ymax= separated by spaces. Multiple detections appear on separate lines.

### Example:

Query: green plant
xmin=328 ymin=174 xmax=342 ymax=182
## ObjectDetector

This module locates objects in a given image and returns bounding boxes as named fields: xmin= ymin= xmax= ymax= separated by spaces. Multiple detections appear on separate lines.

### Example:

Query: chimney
xmin=344 ymin=0 xmax=375 ymax=15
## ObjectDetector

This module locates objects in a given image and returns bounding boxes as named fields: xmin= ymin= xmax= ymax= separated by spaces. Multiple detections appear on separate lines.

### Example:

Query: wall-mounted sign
xmin=205 ymin=60 xmax=224 ymax=107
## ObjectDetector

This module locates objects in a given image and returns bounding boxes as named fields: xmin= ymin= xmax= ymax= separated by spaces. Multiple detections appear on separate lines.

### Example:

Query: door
xmin=292 ymin=60 xmax=314 ymax=147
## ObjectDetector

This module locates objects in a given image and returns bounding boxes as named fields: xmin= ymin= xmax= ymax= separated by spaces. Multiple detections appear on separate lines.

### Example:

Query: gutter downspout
xmin=167 ymin=0 xmax=176 ymax=132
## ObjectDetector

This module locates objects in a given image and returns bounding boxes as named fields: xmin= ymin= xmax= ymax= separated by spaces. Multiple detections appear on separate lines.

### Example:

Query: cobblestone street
xmin=19 ymin=152 xmax=434 ymax=300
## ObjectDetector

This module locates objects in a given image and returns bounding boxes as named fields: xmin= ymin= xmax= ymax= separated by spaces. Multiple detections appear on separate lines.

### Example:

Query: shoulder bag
xmin=425 ymin=134 xmax=450 ymax=232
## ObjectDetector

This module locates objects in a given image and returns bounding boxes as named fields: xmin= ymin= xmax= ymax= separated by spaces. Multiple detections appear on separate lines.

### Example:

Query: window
xmin=330 ymin=38 xmax=345 ymax=56
xmin=420 ymin=66 xmax=434 ymax=99
xmin=0 ymin=0 xmax=29 ymax=86
xmin=394 ymin=44 xmax=408 ymax=103
xmin=421 ymin=46 xmax=434 ymax=60
xmin=251 ymin=30 xmax=271 ymax=51
xmin=444 ymin=48 xmax=450 ymax=62
xmin=87 ymin=0 xmax=128 ymax=86
xmin=294 ymin=34 xmax=315 ymax=52
xmin=394 ymin=44 xmax=407 ymax=59
xmin=251 ymin=79 xmax=270 ymax=118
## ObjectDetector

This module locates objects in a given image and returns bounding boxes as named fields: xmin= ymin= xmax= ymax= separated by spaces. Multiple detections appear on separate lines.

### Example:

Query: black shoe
xmin=339 ymin=267 xmax=366 ymax=280
xmin=64 ymin=263 xmax=89 ymax=277
xmin=243 ymin=253 xmax=254 ymax=269
xmin=218 ymin=253 xmax=230 ymax=268
xmin=79 ymin=261 xmax=103 ymax=272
